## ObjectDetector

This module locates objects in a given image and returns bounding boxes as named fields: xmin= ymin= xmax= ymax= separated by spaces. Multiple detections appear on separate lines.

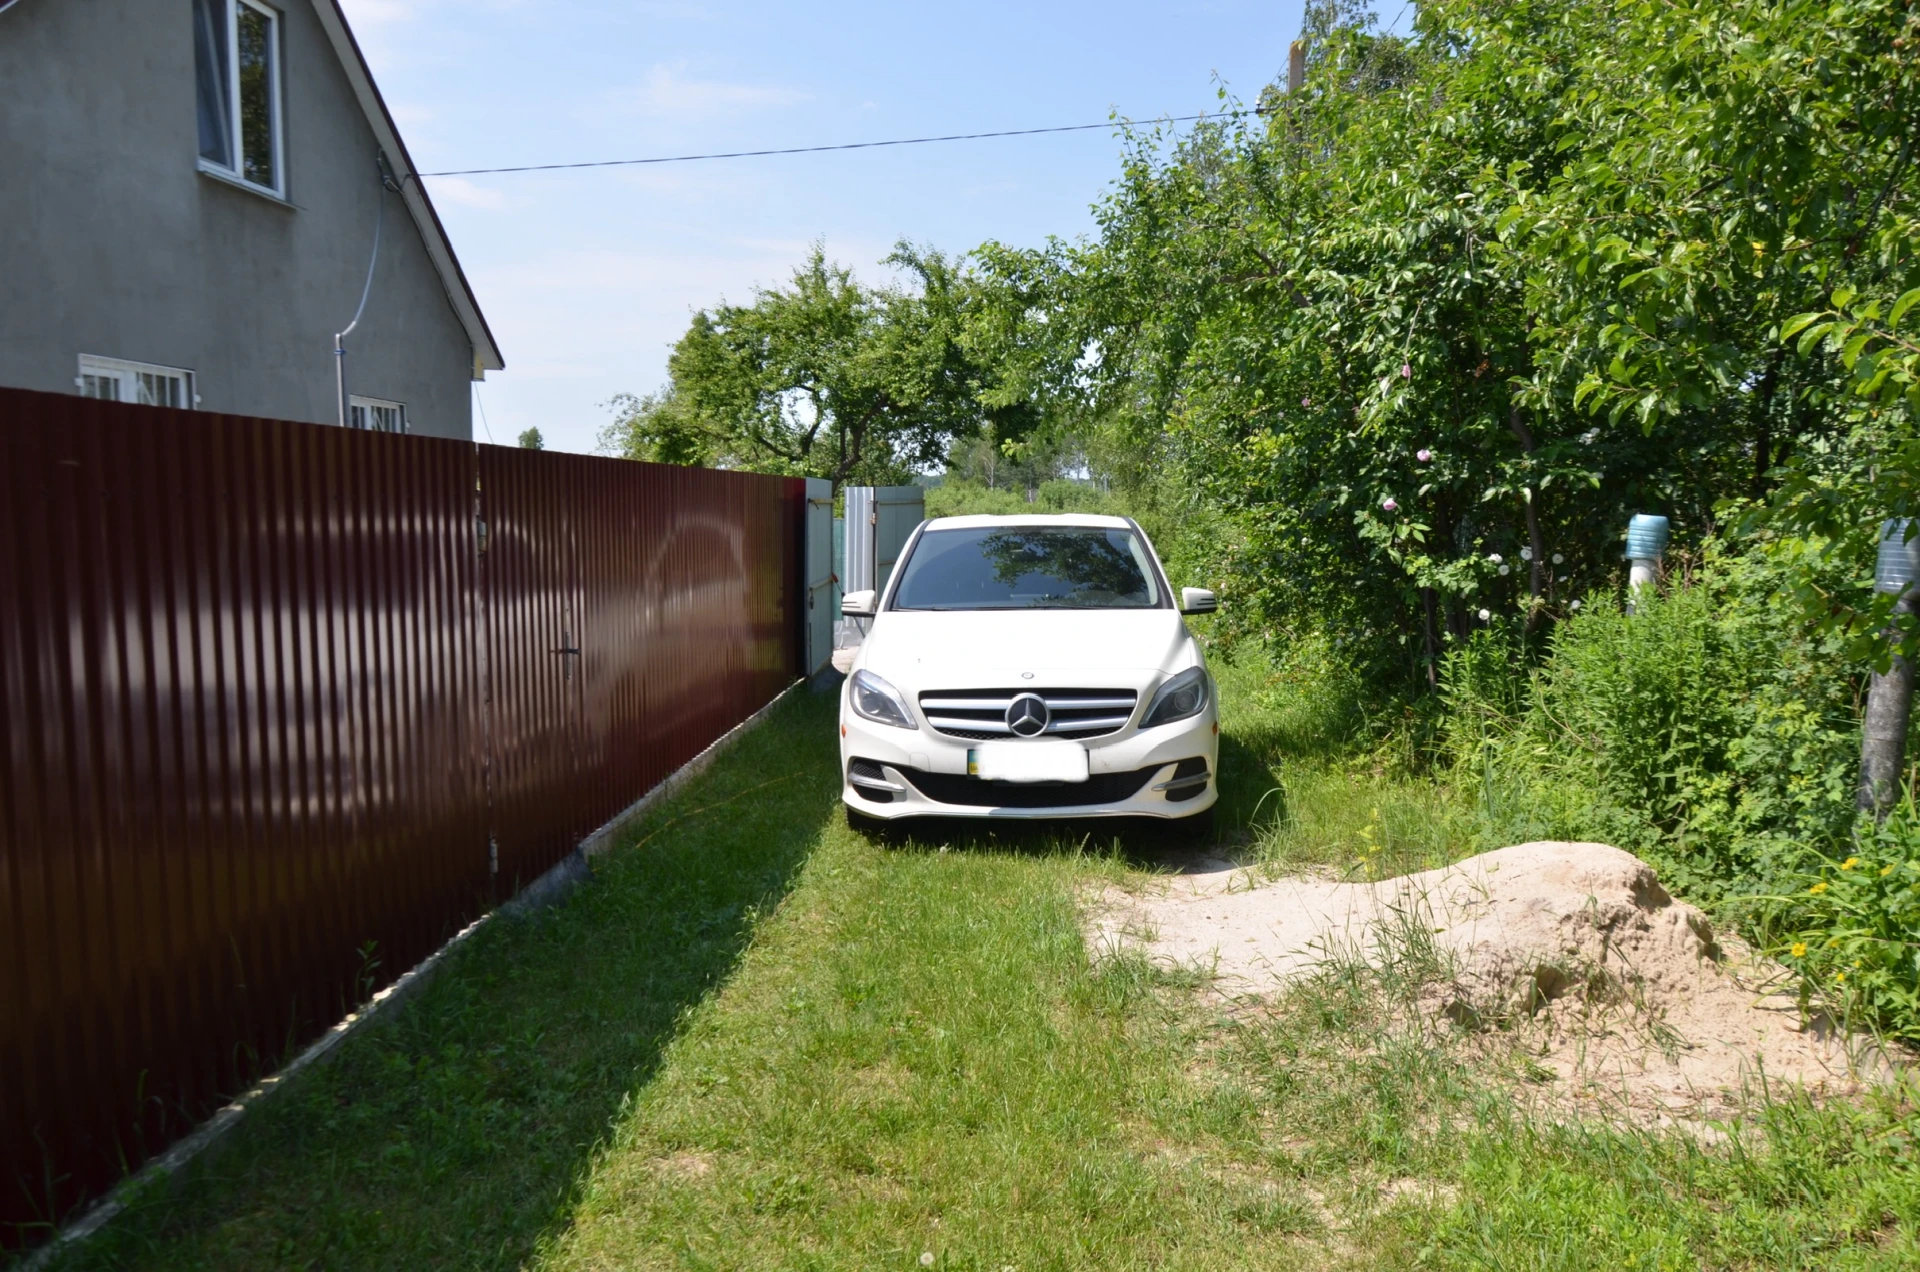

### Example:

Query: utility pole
xmin=1860 ymin=519 xmax=1920 ymax=817
xmin=1289 ymin=40 xmax=1306 ymax=95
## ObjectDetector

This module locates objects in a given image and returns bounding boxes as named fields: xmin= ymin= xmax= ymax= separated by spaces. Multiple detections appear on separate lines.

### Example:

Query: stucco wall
xmin=0 ymin=0 xmax=477 ymax=439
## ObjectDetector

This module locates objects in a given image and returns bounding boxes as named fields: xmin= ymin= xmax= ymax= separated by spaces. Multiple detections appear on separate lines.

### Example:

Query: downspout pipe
xmin=335 ymin=157 xmax=393 ymax=428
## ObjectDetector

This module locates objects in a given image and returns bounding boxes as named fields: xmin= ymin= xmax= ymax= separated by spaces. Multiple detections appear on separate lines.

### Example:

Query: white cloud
xmin=426 ymin=176 xmax=507 ymax=209
xmin=608 ymin=62 xmax=809 ymax=116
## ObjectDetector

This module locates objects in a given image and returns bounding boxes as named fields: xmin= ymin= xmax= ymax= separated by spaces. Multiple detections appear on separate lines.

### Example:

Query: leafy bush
xmin=922 ymin=478 xmax=1116 ymax=520
xmin=1441 ymin=547 xmax=1920 ymax=1038
xmin=1449 ymin=551 xmax=1861 ymax=895
xmin=1787 ymin=815 xmax=1920 ymax=1040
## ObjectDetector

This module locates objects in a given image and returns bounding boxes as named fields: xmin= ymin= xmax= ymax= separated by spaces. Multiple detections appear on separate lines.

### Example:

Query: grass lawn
xmin=34 ymin=657 xmax=1920 ymax=1270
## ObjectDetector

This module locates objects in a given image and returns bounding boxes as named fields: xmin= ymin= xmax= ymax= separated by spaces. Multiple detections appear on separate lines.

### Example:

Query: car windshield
xmin=890 ymin=525 xmax=1162 ymax=610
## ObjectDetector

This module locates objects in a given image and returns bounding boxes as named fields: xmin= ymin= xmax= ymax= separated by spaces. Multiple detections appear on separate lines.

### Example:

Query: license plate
xmin=967 ymin=741 xmax=1089 ymax=783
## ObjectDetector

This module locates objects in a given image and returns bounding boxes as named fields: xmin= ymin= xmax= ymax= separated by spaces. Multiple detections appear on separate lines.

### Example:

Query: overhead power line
xmin=416 ymin=111 xmax=1254 ymax=178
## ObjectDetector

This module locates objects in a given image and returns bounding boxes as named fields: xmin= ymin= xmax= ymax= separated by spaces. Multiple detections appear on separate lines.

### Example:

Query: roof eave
xmin=308 ymin=0 xmax=504 ymax=373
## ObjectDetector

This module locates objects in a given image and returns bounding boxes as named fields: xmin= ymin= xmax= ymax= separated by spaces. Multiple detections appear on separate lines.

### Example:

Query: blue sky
xmin=338 ymin=0 xmax=1343 ymax=454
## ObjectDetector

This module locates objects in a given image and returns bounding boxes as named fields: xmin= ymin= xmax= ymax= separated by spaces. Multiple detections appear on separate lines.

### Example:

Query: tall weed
xmin=1441 ymin=546 xmax=1920 ymax=1037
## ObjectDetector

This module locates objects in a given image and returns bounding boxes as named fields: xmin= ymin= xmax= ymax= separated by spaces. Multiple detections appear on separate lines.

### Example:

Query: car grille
xmin=917 ymin=688 xmax=1139 ymax=741
xmin=897 ymin=763 xmax=1161 ymax=808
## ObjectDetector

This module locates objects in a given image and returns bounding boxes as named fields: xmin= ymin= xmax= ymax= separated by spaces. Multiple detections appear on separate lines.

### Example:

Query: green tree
xmin=1005 ymin=0 xmax=1916 ymax=683
xmin=608 ymin=243 xmax=1032 ymax=486
xmin=517 ymin=427 xmax=544 ymax=451
xmin=596 ymin=389 xmax=715 ymax=467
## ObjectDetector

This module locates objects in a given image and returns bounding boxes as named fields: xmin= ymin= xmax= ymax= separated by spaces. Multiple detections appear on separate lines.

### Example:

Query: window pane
xmin=82 ymin=375 xmax=122 ymax=402
xmin=192 ymin=0 xmax=231 ymax=166
xmin=237 ymin=5 xmax=276 ymax=188
xmin=137 ymin=371 xmax=186 ymax=408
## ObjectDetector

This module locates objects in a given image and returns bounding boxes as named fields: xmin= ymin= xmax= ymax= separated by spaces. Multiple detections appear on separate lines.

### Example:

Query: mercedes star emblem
xmin=1006 ymin=692 xmax=1050 ymax=738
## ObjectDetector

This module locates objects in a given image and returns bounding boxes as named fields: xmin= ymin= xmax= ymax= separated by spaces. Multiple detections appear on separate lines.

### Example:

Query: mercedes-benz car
xmin=838 ymin=513 xmax=1218 ymax=825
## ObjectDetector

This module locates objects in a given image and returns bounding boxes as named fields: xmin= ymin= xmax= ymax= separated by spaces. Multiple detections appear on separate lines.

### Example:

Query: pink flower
xmin=1381 ymin=498 xmax=1398 ymax=512
xmin=1301 ymin=396 xmax=1312 ymax=408
xmin=1400 ymin=362 xmax=1412 ymax=379
xmin=1416 ymin=448 xmax=1433 ymax=463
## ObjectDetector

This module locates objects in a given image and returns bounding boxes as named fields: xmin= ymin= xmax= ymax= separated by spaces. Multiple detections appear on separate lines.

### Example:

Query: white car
xmin=838 ymin=513 xmax=1219 ymax=825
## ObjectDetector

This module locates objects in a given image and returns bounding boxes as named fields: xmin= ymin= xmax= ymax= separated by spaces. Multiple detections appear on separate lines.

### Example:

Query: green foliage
xmin=1450 ymin=555 xmax=1863 ymax=892
xmin=1439 ymin=546 xmax=1920 ymax=1038
xmin=964 ymin=0 xmax=1919 ymax=685
xmin=923 ymin=477 xmax=1115 ymax=520
xmin=602 ymin=242 xmax=1075 ymax=486
xmin=515 ymin=427 xmax=544 ymax=451
xmin=1790 ymin=821 xmax=1920 ymax=1038
xmin=594 ymin=388 xmax=711 ymax=466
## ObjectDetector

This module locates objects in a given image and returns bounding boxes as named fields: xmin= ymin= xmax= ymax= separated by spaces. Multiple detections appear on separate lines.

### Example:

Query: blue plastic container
xmin=1875 ymin=518 xmax=1920 ymax=595
xmin=1623 ymin=513 xmax=1670 ymax=561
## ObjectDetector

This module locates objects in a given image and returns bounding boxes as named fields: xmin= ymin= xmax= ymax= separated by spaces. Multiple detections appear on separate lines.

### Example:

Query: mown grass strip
xmin=38 ymin=690 xmax=844 ymax=1271
xmin=36 ymin=660 xmax=1920 ymax=1271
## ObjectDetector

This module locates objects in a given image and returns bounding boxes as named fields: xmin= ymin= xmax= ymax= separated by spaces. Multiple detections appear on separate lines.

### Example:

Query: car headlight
xmin=1141 ymin=666 xmax=1209 ymax=728
xmin=849 ymin=670 xmax=916 ymax=730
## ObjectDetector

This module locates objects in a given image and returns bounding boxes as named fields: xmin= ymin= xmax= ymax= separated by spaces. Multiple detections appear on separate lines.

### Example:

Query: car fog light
xmin=850 ymin=670 xmax=916 ymax=730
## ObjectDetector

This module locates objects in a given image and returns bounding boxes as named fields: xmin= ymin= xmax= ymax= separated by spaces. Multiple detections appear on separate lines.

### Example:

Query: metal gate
xmin=841 ymin=485 xmax=925 ymax=598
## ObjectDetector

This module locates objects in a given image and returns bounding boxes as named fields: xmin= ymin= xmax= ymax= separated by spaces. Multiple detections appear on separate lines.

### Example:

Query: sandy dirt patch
xmin=1090 ymin=841 xmax=1899 ymax=1123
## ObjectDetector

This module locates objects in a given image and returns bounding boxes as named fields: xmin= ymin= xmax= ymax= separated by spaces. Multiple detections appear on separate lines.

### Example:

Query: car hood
xmin=858 ymin=608 xmax=1195 ymax=689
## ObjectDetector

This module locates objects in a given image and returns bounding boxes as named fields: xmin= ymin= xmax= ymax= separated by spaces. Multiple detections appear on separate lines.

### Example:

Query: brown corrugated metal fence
xmin=0 ymin=386 xmax=803 ymax=1247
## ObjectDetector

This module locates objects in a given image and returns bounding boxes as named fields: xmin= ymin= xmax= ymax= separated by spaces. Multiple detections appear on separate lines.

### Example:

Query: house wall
xmin=0 ymin=0 xmax=476 ymax=440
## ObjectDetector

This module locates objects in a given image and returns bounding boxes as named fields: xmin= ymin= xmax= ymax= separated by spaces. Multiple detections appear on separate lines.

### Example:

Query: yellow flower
xmin=1809 ymin=882 xmax=1829 ymax=894
xmin=1841 ymin=857 xmax=1860 ymax=871
xmin=1791 ymin=941 xmax=1808 ymax=958
xmin=1882 ymin=865 xmax=1896 ymax=877
xmin=1836 ymin=972 xmax=1847 ymax=984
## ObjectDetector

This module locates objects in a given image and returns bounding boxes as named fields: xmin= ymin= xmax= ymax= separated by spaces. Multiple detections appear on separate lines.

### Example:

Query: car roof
xmin=920 ymin=513 xmax=1134 ymax=530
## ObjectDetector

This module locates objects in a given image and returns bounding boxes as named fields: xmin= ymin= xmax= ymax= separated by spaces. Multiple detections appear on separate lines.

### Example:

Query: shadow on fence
xmin=0 ymin=387 xmax=802 ymax=1251
xmin=39 ymin=690 xmax=844 ymax=1272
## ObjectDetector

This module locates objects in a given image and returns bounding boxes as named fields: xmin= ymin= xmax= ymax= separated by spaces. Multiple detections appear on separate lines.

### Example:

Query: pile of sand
xmin=1089 ymin=841 xmax=1897 ymax=1123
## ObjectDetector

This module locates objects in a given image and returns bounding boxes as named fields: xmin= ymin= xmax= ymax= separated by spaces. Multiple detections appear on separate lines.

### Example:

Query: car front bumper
xmin=838 ymin=693 xmax=1219 ymax=820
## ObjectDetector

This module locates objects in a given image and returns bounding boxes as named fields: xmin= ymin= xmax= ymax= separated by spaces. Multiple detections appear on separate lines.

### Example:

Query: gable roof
xmin=308 ymin=0 xmax=504 ymax=374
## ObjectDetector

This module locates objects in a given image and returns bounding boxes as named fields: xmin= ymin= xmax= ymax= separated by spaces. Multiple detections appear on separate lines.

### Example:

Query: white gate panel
xmin=802 ymin=477 xmax=834 ymax=675
xmin=873 ymin=486 xmax=925 ymax=598
xmin=844 ymin=486 xmax=877 ymax=595
xmin=837 ymin=486 xmax=925 ymax=671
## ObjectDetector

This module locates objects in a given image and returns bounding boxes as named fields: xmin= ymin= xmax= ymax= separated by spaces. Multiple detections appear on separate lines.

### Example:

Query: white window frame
xmin=75 ymin=355 xmax=200 ymax=409
xmin=348 ymin=395 xmax=408 ymax=434
xmin=195 ymin=0 xmax=286 ymax=200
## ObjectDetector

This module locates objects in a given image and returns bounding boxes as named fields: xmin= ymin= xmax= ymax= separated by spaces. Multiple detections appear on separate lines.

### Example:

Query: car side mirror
xmin=1180 ymin=587 xmax=1217 ymax=615
xmin=842 ymin=589 xmax=877 ymax=618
